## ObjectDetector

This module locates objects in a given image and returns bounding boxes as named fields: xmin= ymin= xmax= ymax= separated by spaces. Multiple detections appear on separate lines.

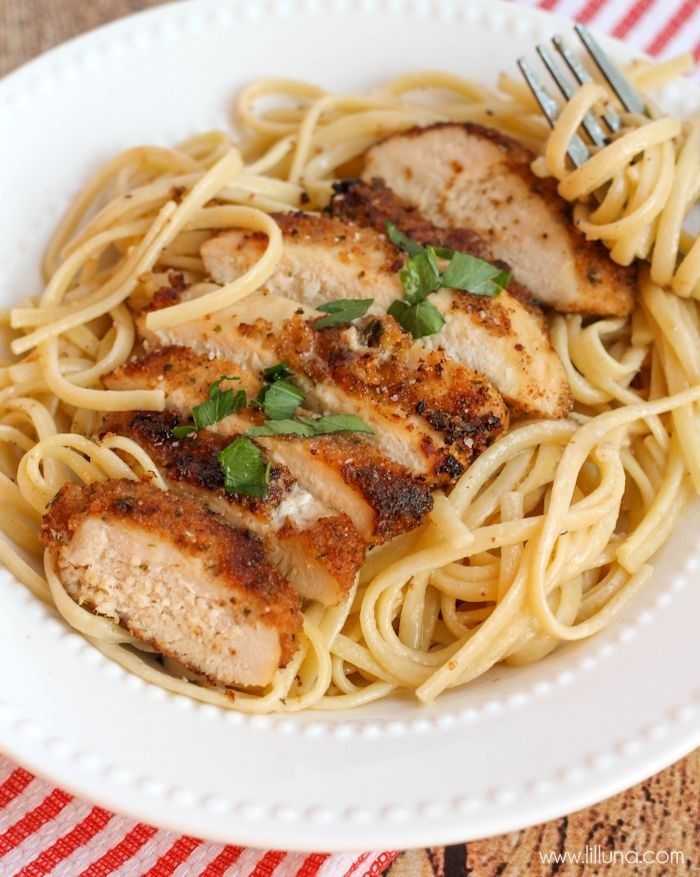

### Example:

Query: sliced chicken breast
xmin=100 ymin=410 xmax=365 ymax=606
xmin=42 ymin=479 xmax=302 ymax=688
xmin=137 ymin=287 xmax=508 ymax=483
xmin=328 ymin=178 xmax=542 ymax=313
xmin=362 ymin=123 xmax=636 ymax=316
xmin=104 ymin=348 xmax=434 ymax=544
xmin=201 ymin=210 xmax=571 ymax=418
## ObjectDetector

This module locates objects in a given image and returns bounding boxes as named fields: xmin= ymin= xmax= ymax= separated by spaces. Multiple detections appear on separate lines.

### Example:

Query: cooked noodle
xmin=1 ymin=57 xmax=698 ymax=710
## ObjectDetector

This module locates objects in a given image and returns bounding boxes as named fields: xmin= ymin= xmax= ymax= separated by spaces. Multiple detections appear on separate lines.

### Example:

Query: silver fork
xmin=517 ymin=24 xmax=647 ymax=169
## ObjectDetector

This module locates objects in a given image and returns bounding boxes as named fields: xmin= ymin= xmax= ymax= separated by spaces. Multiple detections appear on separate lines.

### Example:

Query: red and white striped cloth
xmin=522 ymin=0 xmax=699 ymax=66
xmin=1 ymin=1 xmax=698 ymax=874
xmin=0 ymin=757 xmax=398 ymax=876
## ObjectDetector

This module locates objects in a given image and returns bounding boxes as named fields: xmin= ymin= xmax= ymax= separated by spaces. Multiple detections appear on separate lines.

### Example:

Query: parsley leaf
xmin=260 ymin=379 xmax=305 ymax=420
xmin=440 ymin=252 xmax=510 ymax=296
xmin=262 ymin=362 xmax=293 ymax=382
xmin=384 ymin=223 xmax=509 ymax=339
xmin=246 ymin=414 xmax=373 ymax=438
xmin=399 ymin=247 xmax=442 ymax=304
xmin=296 ymin=414 xmax=374 ymax=435
xmin=218 ymin=437 xmax=271 ymax=498
xmin=246 ymin=419 xmax=317 ymax=438
xmin=314 ymin=298 xmax=374 ymax=329
xmin=207 ymin=374 xmax=240 ymax=397
xmin=172 ymin=424 xmax=196 ymax=439
xmin=386 ymin=220 xmax=424 ymax=257
xmin=254 ymin=364 xmax=305 ymax=419
xmin=192 ymin=376 xmax=247 ymax=429
xmin=388 ymin=299 xmax=446 ymax=339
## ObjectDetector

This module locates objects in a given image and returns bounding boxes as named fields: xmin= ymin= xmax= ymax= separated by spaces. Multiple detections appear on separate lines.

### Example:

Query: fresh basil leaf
xmin=208 ymin=374 xmax=240 ymax=398
xmin=491 ymin=269 xmax=511 ymax=291
xmin=314 ymin=298 xmax=374 ymax=329
xmin=388 ymin=298 xmax=446 ymax=339
xmin=192 ymin=387 xmax=247 ymax=429
xmin=172 ymin=424 xmax=196 ymax=438
xmin=262 ymin=362 xmax=293 ymax=382
xmin=246 ymin=419 xmax=317 ymax=438
xmin=431 ymin=246 xmax=456 ymax=260
xmin=218 ymin=437 xmax=270 ymax=498
xmin=296 ymin=414 xmax=374 ymax=435
xmin=246 ymin=414 xmax=373 ymax=438
xmin=261 ymin=379 xmax=304 ymax=420
xmin=399 ymin=248 xmax=442 ymax=304
xmin=386 ymin=220 xmax=424 ymax=257
xmin=440 ymin=252 xmax=510 ymax=296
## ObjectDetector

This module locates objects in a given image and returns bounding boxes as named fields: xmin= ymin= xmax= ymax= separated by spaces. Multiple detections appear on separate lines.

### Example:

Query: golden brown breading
xmin=274 ymin=314 xmax=506 ymax=476
xmin=200 ymin=211 xmax=570 ymax=418
xmin=99 ymin=410 xmax=366 ymax=605
xmin=362 ymin=122 xmax=636 ymax=317
xmin=105 ymin=348 xmax=435 ymax=543
xmin=328 ymin=177 xmax=541 ymax=312
xmin=138 ymin=288 xmax=507 ymax=483
xmin=42 ymin=479 xmax=302 ymax=686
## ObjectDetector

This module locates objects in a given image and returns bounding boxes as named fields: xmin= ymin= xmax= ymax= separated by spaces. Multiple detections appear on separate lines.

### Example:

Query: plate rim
xmin=0 ymin=0 xmax=698 ymax=851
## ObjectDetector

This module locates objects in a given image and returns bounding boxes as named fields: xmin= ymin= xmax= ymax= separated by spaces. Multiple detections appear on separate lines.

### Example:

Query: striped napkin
xmin=1 ymin=0 xmax=697 ymax=873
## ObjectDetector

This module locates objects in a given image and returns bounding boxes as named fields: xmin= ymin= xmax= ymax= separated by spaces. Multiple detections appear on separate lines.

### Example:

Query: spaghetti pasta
xmin=1 ymin=59 xmax=698 ymax=711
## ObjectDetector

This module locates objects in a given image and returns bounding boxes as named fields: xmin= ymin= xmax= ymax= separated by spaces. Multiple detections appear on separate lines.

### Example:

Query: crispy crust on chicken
xmin=99 ymin=410 xmax=365 ymax=605
xmin=104 ymin=348 xmax=434 ymax=543
xmin=200 ymin=209 xmax=570 ymax=418
xmin=274 ymin=313 xmax=506 ymax=474
xmin=329 ymin=177 xmax=540 ymax=312
xmin=42 ymin=479 xmax=302 ymax=687
xmin=362 ymin=123 xmax=636 ymax=316
xmin=137 ymin=289 xmax=508 ymax=483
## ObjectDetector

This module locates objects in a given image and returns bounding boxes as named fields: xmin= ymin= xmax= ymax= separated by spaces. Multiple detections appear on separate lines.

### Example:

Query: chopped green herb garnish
xmin=218 ymin=437 xmax=271 ymax=498
xmin=384 ymin=222 xmax=510 ymax=338
xmin=296 ymin=414 xmax=374 ymax=435
xmin=192 ymin=390 xmax=247 ymax=428
xmin=260 ymin=379 xmax=304 ymax=420
xmin=246 ymin=414 xmax=373 ymax=439
xmin=172 ymin=424 xmax=196 ymax=439
xmin=386 ymin=220 xmax=424 ymax=257
xmin=388 ymin=299 xmax=446 ymax=339
xmin=192 ymin=375 xmax=247 ymax=429
xmin=246 ymin=419 xmax=317 ymax=438
xmin=314 ymin=298 xmax=374 ymax=329
xmin=399 ymin=247 xmax=442 ymax=304
xmin=440 ymin=251 xmax=510 ymax=297
xmin=208 ymin=375 xmax=240 ymax=396
xmin=262 ymin=362 xmax=293 ymax=382
xmin=254 ymin=364 xmax=304 ymax=418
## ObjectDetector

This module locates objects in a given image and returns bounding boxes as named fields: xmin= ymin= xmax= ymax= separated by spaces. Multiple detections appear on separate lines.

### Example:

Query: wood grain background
xmin=1 ymin=2 xmax=697 ymax=874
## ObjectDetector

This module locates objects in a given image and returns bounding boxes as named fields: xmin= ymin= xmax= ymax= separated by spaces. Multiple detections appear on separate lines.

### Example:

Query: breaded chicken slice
xmin=200 ymin=209 xmax=571 ymax=418
xmin=104 ymin=348 xmax=434 ymax=544
xmin=100 ymin=410 xmax=365 ymax=606
xmin=42 ymin=479 xmax=302 ymax=688
xmin=328 ymin=178 xmax=542 ymax=313
xmin=136 ymin=287 xmax=508 ymax=484
xmin=362 ymin=123 xmax=636 ymax=316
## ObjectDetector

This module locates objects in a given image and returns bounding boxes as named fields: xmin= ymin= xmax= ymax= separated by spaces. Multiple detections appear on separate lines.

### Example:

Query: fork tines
xmin=517 ymin=24 xmax=646 ymax=169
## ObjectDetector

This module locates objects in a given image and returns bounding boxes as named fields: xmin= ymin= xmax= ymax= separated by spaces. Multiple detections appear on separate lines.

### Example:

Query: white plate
xmin=0 ymin=0 xmax=698 ymax=852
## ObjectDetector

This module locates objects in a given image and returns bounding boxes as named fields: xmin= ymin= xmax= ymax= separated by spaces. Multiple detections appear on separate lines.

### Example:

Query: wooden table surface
xmin=1 ymin=1 xmax=697 ymax=874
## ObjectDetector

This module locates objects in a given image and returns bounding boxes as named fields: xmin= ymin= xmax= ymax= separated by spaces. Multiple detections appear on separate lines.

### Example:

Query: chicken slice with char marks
xmin=104 ymin=348 xmax=434 ymax=544
xmin=99 ymin=410 xmax=365 ymax=606
xmin=136 ymin=287 xmax=508 ymax=484
xmin=328 ymin=178 xmax=542 ymax=314
xmin=362 ymin=123 xmax=636 ymax=316
xmin=200 ymin=208 xmax=571 ymax=418
xmin=42 ymin=479 xmax=302 ymax=688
